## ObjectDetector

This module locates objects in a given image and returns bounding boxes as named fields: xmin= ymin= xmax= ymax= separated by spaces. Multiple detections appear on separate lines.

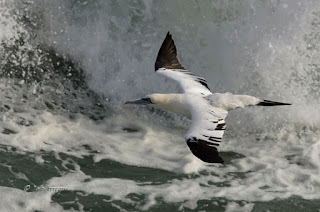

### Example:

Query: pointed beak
xmin=125 ymin=98 xmax=153 ymax=105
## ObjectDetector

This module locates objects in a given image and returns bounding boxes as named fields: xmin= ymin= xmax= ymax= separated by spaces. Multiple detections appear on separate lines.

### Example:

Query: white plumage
xmin=156 ymin=68 xmax=212 ymax=96
xmin=126 ymin=32 xmax=291 ymax=163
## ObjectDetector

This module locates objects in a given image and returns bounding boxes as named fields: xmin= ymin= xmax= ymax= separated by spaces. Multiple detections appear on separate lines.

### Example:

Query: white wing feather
xmin=185 ymin=97 xmax=228 ymax=163
xmin=154 ymin=32 xmax=212 ymax=96
xmin=156 ymin=68 xmax=212 ymax=95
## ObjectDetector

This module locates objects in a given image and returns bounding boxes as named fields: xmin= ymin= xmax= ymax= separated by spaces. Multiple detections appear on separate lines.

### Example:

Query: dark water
xmin=0 ymin=0 xmax=320 ymax=211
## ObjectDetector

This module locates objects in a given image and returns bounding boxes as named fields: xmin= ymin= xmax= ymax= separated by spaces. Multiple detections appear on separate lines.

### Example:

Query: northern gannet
xmin=125 ymin=32 xmax=291 ymax=163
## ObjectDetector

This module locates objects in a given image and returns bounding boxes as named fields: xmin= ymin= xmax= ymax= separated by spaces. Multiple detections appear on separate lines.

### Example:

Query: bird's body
xmin=148 ymin=93 xmax=261 ymax=116
xmin=126 ymin=32 xmax=291 ymax=163
xmin=148 ymin=93 xmax=191 ymax=117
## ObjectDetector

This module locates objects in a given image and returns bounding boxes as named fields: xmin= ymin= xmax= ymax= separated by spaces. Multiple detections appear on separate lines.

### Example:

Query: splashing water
xmin=0 ymin=0 xmax=320 ymax=211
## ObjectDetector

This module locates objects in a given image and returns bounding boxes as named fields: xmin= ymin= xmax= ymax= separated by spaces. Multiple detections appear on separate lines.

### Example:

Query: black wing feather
xmin=155 ymin=32 xmax=184 ymax=71
xmin=187 ymin=138 xmax=224 ymax=163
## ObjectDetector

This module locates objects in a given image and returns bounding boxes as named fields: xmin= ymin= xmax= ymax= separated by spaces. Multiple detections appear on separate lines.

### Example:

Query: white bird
xmin=126 ymin=32 xmax=291 ymax=163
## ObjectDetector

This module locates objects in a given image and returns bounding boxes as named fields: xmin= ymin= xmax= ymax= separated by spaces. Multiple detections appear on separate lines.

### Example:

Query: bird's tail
xmin=257 ymin=100 xmax=291 ymax=106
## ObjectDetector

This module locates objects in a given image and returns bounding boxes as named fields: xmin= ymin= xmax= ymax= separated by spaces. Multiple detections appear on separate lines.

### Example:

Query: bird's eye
xmin=141 ymin=98 xmax=153 ymax=104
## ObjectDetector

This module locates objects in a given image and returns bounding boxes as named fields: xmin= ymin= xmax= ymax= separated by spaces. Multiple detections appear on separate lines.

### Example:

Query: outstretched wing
xmin=155 ymin=32 xmax=212 ymax=96
xmin=185 ymin=97 xmax=228 ymax=163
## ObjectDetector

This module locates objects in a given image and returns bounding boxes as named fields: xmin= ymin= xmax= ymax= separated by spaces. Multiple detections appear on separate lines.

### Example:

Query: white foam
xmin=0 ymin=108 xmax=207 ymax=173
xmin=225 ymin=202 xmax=254 ymax=212
xmin=1 ymin=0 xmax=320 ymax=210
xmin=0 ymin=187 xmax=65 ymax=212
xmin=0 ymin=79 xmax=319 ymax=209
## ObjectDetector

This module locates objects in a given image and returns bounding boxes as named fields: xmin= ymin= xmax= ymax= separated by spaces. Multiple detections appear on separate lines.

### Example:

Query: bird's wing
xmin=155 ymin=32 xmax=212 ymax=96
xmin=185 ymin=97 xmax=228 ymax=163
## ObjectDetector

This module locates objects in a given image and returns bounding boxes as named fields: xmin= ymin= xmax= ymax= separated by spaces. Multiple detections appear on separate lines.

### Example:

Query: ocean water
xmin=0 ymin=0 xmax=320 ymax=211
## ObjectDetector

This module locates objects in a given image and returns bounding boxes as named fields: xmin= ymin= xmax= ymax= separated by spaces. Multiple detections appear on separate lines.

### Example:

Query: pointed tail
xmin=257 ymin=100 xmax=291 ymax=106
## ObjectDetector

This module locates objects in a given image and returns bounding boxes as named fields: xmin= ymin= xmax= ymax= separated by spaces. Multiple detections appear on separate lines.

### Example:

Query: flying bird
xmin=126 ymin=32 xmax=291 ymax=163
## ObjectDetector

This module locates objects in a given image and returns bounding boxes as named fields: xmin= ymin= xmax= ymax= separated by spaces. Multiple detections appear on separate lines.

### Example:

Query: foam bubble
xmin=0 ymin=187 xmax=64 ymax=212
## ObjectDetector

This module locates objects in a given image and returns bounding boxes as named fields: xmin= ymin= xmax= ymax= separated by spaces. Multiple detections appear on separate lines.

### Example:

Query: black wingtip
xmin=257 ymin=100 xmax=292 ymax=106
xmin=187 ymin=140 xmax=224 ymax=163
xmin=154 ymin=32 xmax=184 ymax=71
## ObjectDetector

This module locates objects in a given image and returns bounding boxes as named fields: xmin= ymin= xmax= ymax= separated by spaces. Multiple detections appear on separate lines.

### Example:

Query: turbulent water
xmin=0 ymin=0 xmax=320 ymax=211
